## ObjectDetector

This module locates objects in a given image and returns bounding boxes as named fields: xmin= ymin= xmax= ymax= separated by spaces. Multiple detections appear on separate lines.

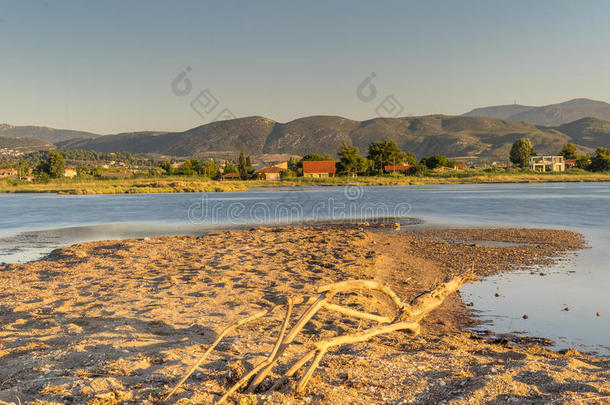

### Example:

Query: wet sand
xmin=0 ymin=225 xmax=608 ymax=404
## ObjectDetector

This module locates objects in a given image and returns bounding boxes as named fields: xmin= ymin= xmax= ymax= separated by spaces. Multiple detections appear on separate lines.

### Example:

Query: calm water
xmin=0 ymin=183 xmax=608 ymax=354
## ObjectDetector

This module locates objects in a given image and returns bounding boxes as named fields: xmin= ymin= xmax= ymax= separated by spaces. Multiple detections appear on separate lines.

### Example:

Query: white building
xmin=529 ymin=156 xmax=565 ymax=172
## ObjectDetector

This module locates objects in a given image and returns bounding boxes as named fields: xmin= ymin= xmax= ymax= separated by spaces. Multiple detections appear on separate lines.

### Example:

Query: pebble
xmin=522 ymin=314 xmax=529 ymax=319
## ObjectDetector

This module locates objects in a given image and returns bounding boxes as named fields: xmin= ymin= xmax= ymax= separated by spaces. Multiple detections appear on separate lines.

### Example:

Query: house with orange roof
xmin=302 ymin=161 xmax=335 ymax=178
xmin=565 ymin=159 xmax=577 ymax=169
xmin=254 ymin=165 xmax=283 ymax=181
xmin=384 ymin=164 xmax=412 ymax=174
xmin=63 ymin=166 xmax=77 ymax=178
xmin=222 ymin=172 xmax=241 ymax=180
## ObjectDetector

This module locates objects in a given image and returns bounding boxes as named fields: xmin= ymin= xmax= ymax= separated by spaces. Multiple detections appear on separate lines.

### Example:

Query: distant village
xmin=0 ymin=138 xmax=609 ymax=182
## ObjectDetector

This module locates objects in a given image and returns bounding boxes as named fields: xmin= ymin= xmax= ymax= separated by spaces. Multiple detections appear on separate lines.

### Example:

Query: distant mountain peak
xmin=555 ymin=98 xmax=610 ymax=108
xmin=463 ymin=98 xmax=610 ymax=126
xmin=462 ymin=104 xmax=535 ymax=120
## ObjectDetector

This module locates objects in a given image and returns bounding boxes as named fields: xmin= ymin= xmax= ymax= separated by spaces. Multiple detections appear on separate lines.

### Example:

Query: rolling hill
xmin=0 ymin=124 xmax=99 ymax=143
xmin=462 ymin=104 xmax=534 ymax=120
xmin=463 ymin=98 xmax=610 ymax=126
xmin=556 ymin=117 xmax=610 ymax=149
xmin=56 ymin=115 xmax=590 ymax=161
xmin=10 ymin=97 xmax=610 ymax=162
xmin=0 ymin=136 xmax=54 ymax=153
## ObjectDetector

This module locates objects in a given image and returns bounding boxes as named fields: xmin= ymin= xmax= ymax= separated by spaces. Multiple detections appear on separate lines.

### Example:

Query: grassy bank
xmin=1 ymin=171 xmax=610 ymax=194
xmin=0 ymin=177 xmax=249 ymax=194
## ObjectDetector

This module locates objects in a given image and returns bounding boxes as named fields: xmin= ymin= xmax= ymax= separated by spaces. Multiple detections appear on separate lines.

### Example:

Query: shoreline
xmin=2 ymin=173 xmax=610 ymax=194
xmin=0 ymin=225 xmax=608 ymax=404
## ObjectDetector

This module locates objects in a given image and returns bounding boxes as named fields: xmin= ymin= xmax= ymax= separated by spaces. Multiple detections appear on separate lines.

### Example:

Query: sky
xmin=1 ymin=0 xmax=610 ymax=134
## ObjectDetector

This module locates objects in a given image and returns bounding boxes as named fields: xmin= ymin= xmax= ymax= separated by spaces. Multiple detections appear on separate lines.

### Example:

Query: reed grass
xmin=1 ymin=171 xmax=609 ymax=194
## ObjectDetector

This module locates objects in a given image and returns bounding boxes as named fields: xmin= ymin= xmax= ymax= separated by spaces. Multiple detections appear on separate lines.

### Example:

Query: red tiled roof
xmin=302 ymin=161 xmax=335 ymax=174
xmin=565 ymin=159 xmax=577 ymax=164
xmin=255 ymin=166 xmax=284 ymax=174
xmin=223 ymin=172 xmax=240 ymax=178
xmin=384 ymin=164 xmax=412 ymax=171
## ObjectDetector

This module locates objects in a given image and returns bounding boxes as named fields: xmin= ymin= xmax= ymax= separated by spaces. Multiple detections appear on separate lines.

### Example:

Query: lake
xmin=0 ymin=183 xmax=608 ymax=355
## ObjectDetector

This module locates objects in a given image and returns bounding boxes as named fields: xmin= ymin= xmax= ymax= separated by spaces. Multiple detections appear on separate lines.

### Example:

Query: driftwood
xmin=165 ymin=274 xmax=470 ymax=404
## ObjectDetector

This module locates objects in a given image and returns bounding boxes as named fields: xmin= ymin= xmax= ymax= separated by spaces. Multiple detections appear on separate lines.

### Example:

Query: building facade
xmin=529 ymin=156 xmax=565 ymax=172
xmin=254 ymin=166 xmax=283 ymax=181
xmin=302 ymin=161 xmax=336 ymax=178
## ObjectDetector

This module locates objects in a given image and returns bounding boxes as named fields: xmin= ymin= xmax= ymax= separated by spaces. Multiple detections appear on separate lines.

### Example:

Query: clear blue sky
xmin=1 ymin=0 xmax=609 ymax=134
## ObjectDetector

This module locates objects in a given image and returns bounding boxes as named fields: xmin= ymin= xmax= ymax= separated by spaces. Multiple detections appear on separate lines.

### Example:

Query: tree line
xmin=158 ymin=140 xmax=464 ymax=180
xmin=4 ymin=139 xmax=610 ymax=182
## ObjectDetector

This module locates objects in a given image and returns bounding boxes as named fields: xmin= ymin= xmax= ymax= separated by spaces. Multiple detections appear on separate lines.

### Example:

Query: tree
xmin=367 ymin=140 xmax=411 ymax=174
xmin=76 ymin=166 xmax=89 ymax=177
xmin=590 ymin=148 xmax=610 ymax=172
xmin=200 ymin=160 xmax=219 ymax=179
xmin=287 ymin=157 xmax=299 ymax=172
xmin=407 ymin=163 xmax=429 ymax=176
xmin=224 ymin=163 xmax=239 ymax=174
xmin=238 ymin=150 xmax=252 ymax=180
xmin=337 ymin=142 xmax=369 ymax=177
xmin=180 ymin=160 xmax=198 ymax=176
xmin=160 ymin=161 xmax=173 ymax=175
xmin=575 ymin=155 xmax=591 ymax=170
xmin=559 ymin=143 xmax=578 ymax=160
xmin=17 ymin=159 xmax=29 ymax=177
xmin=420 ymin=155 xmax=450 ymax=169
xmin=37 ymin=151 xmax=65 ymax=178
xmin=281 ymin=169 xmax=297 ymax=178
xmin=509 ymin=138 xmax=535 ymax=168
xmin=300 ymin=153 xmax=332 ymax=162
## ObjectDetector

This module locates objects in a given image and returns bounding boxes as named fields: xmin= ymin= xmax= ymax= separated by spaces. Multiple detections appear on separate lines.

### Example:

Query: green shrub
xmin=407 ymin=164 xmax=430 ymax=176
xmin=35 ymin=173 xmax=51 ymax=183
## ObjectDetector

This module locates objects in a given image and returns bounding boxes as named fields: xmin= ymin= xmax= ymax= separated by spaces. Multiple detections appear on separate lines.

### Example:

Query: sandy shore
xmin=0 ymin=225 xmax=608 ymax=404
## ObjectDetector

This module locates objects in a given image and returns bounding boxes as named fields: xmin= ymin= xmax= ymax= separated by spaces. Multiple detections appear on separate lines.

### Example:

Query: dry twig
xmin=165 ymin=273 xmax=470 ymax=404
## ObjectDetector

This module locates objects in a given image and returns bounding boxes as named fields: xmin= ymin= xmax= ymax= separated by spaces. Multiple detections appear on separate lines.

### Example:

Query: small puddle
xmin=461 ymin=253 xmax=610 ymax=356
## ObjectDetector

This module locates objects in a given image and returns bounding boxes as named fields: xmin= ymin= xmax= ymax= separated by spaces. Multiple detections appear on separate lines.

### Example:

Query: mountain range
xmin=0 ymin=124 xmax=99 ymax=144
xmin=463 ymin=98 xmax=610 ymax=126
xmin=55 ymin=115 xmax=609 ymax=162
xmin=2 ymin=98 xmax=610 ymax=162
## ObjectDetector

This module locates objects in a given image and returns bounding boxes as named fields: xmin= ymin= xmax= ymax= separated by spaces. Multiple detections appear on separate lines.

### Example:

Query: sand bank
xmin=0 ymin=225 xmax=607 ymax=404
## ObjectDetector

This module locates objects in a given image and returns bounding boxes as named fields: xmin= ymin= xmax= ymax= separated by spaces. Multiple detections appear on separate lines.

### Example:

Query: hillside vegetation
xmin=557 ymin=117 xmax=610 ymax=149
xmin=5 ymin=98 xmax=610 ymax=161
xmin=0 ymin=136 xmax=53 ymax=152
xmin=57 ymin=115 xmax=599 ymax=161
xmin=0 ymin=124 xmax=99 ymax=143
